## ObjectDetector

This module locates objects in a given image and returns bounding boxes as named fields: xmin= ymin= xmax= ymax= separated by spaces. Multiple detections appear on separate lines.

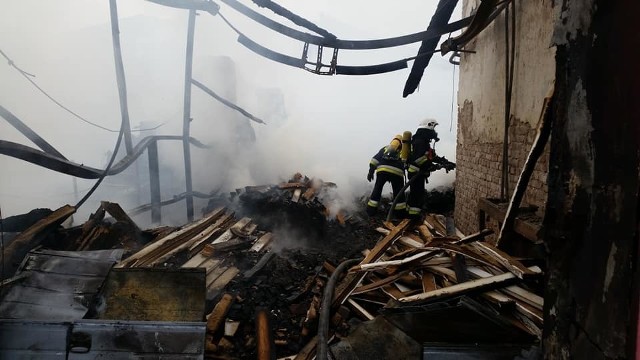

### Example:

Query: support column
xmin=147 ymin=140 xmax=161 ymax=224
xmin=182 ymin=9 xmax=196 ymax=221
xmin=108 ymin=0 xmax=133 ymax=154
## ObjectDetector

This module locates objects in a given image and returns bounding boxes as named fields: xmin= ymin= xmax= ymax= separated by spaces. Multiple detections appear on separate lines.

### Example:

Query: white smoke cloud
xmin=0 ymin=0 xmax=461 ymax=225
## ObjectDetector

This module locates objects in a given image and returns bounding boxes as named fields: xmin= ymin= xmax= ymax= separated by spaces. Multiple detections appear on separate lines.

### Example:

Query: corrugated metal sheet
xmin=0 ymin=249 xmax=122 ymax=320
xmin=0 ymin=319 xmax=205 ymax=359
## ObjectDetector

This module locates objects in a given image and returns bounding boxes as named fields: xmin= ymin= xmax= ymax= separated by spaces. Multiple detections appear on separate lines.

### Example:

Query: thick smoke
xmin=0 ymin=0 xmax=460 ymax=226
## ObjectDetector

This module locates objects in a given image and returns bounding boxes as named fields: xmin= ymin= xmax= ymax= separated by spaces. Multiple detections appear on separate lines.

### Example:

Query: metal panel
xmin=0 ymin=249 xmax=121 ymax=320
xmin=0 ymin=319 xmax=205 ymax=359
xmin=96 ymin=268 xmax=206 ymax=321
xmin=0 ymin=320 xmax=68 ymax=359
xmin=69 ymin=320 xmax=205 ymax=359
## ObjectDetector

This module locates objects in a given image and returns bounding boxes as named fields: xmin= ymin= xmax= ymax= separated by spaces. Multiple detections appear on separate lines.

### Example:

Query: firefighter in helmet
xmin=366 ymin=135 xmax=407 ymax=217
xmin=406 ymin=119 xmax=440 ymax=219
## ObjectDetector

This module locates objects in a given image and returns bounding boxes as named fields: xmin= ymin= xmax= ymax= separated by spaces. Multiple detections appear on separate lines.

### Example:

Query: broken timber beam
xmin=2 ymin=204 xmax=75 ymax=280
xmin=332 ymin=219 xmax=411 ymax=307
xmin=250 ymin=232 xmax=274 ymax=252
xmin=474 ymin=242 xmax=538 ymax=279
xmin=243 ymin=251 xmax=276 ymax=279
xmin=207 ymin=293 xmax=235 ymax=335
xmin=101 ymin=201 xmax=141 ymax=232
xmin=202 ymin=237 xmax=252 ymax=256
xmin=256 ymin=309 xmax=273 ymax=360
xmin=396 ymin=265 xmax=542 ymax=306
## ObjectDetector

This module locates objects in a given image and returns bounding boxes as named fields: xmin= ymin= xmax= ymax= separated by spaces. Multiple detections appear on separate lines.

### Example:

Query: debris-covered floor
xmin=0 ymin=174 xmax=543 ymax=359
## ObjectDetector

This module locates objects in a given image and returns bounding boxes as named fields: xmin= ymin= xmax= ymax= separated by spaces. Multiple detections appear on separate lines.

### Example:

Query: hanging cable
xmin=500 ymin=0 xmax=516 ymax=201
xmin=0 ymin=48 xmax=165 ymax=133
xmin=74 ymin=124 xmax=124 ymax=209
xmin=450 ymin=55 xmax=457 ymax=132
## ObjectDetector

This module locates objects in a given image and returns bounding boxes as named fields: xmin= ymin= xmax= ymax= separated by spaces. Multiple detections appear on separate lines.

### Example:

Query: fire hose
xmin=317 ymin=258 xmax=362 ymax=360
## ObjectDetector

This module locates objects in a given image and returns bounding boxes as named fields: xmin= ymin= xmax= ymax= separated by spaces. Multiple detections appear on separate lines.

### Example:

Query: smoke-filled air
xmin=0 ymin=0 xmax=460 ymax=226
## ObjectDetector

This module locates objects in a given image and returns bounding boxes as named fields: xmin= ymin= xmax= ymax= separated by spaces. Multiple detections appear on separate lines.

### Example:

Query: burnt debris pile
xmin=0 ymin=175 xmax=542 ymax=359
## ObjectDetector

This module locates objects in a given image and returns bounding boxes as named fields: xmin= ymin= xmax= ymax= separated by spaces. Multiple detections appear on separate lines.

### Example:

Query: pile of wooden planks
xmin=116 ymin=207 xmax=275 ymax=300
xmin=337 ymin=215 xmax=543 ymax=338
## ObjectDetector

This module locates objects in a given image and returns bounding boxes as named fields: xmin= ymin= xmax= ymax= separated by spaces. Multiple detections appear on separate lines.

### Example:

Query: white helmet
xmin=418 ymin=118 xmax=439 ymax=130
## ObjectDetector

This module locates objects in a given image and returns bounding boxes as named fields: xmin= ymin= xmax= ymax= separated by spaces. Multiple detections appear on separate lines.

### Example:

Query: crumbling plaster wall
xmin=455 ymin=0 xmax=556 ymax=234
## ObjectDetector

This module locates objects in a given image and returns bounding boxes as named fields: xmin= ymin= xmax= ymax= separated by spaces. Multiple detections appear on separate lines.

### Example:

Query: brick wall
xmin=454 ymin=101 xmax=549 ymax=235
xmin=454 ymin=0 xmax=555 ymax=235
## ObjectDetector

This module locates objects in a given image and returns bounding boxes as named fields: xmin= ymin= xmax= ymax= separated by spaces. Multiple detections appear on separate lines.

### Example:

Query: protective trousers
xmin=367 ymin=172 xmax=407 ymax=217
xmin=407 ymin=172 xmax=427 ymax=218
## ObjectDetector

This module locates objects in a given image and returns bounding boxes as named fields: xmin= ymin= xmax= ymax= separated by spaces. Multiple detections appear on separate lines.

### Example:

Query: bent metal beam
xmin=0 ymin=136 xmax=208 ymax=179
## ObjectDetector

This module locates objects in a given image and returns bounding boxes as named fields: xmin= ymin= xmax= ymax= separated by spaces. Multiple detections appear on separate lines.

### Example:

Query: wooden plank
xmin=202 ymin=259 xmax=221 ymax=274
xmin=467 ymin=266 xmax=543 ymax=310
xmin=346 ymin=299 xmax=374 ymax=320
xmin=427 ymin=265 xmax=457 ymax=282
xmin=4 ymin=205 xmax=75 ymax=277
xmin=482 ymin=290 xmax=516 ymax=307
xmin=149 ymin=211 xmax=230 ymax=265
xmin=101 ymin=201 xmax=140 ymax=232
xmin=291 ymin=188 xmax=302 ymax=203
xmin=202 ymin=237 xmax=252 ymax=256
xmin=425 ymin=215 xmax=447 ymax=236
xmin=452 ymin=228 xmax=494 ymax=245
xmin=224 ymin=319 xmax=240 ymax=337
xmin=398 ymin=266 xmax=541 ymax=305
xmin=256 ymin=309 xmax=272 ymax=360
xmin=398 ymin=236 xmax=423 ymax=248
xmin=351 ymin=252 xmax=435 ymax=272
xmin=118 ymin=208 xmax=224 ymax=267
xmin=206 ymin=263 xmax=229 ymax=288
xmin=181 ymin=252 xmax=208 ymax=268
xmin=250 ymin=233 xmax=274 ymax=252
xmin=477 ymin=198 xmax=541 ymax=243
xmin=421 ymin=272 xmax=437 ymax=292
xmin=352 ymin=271 xmax=409 ymax=295
xmin=381 ymin=284 xmax=404 ymax=300
xmin=516 ymin=301 xmax=543 ymax=325
xmin=474 ymin=242 xmax=539 ymax=279
xmin=206 ymin=293 xmax=234 ymax=334
xmin=332 ymin=219 xmax=411 ymax=307
xmin=279 ymin=182 xmax=307 ymax=189
xmin=231 ymin=221 xmax=257 ymax=237
xmin=376 ymin=227 xmax=390 ymax=235
xmin=452 ymin=254 xmax=469 ymax=282
xmin=417 ymin=225 xmax=434 ymax=243
xmin=211 ymin=217 xmax=252 ymax=245
xmin=210 ymin=267 xmax=239 ymax=288
xmin=188 ymin=212 xmax=234 ymax=253
xmin=243 ymin=252 xmax=276 ymax=279
xmin=302 ymin=187 xmax=316 ymax=201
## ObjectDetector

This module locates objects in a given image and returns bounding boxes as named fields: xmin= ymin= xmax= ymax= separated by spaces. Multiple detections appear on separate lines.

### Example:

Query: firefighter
xmin=366 ymin=135 xmax=407 ymax=217
xmin=406 ymin=118 xmax=440 ymax=219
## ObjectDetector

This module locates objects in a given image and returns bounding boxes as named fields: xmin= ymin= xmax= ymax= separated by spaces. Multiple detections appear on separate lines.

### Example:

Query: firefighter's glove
xmin=367 ymin=171 xmax=374 ymax=182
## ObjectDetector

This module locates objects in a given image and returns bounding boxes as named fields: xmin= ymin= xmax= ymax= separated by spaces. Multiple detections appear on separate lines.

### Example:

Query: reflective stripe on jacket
xmin=370 ymin=146 xmax=404 ymax=177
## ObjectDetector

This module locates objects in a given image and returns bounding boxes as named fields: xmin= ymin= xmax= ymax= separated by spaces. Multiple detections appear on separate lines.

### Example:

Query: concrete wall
xmin=455 ymin=0 xmax=556 ymax=234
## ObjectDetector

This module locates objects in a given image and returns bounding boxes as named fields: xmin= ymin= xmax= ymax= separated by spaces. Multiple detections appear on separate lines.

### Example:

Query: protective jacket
xmin=406 ymin=128 xmax=438 ymax=218
xmin=367 ymin=145 xmax=406 ymax=217
xmin=408 ymin=128 xmax=438 ymax=174
xmin=369 ymin=146 xmax=405 ymax=178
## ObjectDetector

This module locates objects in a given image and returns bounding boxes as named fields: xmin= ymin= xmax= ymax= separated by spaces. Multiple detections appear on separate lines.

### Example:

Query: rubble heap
xmin=0 ymin=174 xmax=542 ymax=359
